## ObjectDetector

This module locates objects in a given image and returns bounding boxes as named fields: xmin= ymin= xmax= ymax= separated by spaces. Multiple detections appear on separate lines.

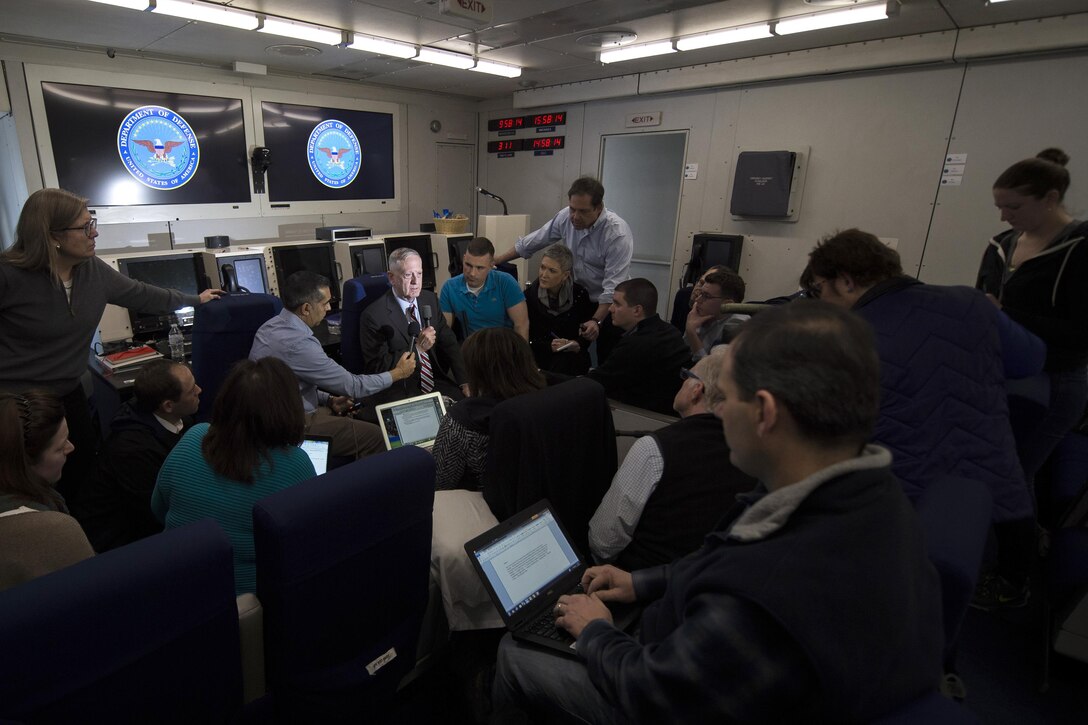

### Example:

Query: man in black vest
xmin=588 ymin=349 xmax=756 ymax=569
xmin=494 ymin=301 xmax=943 ymax=723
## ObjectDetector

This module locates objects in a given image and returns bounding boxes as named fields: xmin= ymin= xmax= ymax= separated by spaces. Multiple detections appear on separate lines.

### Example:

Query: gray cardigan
xmin=0 ymin=256 xmax=199 ymax=393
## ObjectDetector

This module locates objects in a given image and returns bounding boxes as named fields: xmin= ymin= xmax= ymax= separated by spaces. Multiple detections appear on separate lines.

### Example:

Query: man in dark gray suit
xmin=360 ymin=247 xmax=466 ymax=404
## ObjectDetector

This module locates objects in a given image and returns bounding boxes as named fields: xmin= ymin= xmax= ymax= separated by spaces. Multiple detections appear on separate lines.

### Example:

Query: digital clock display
xmin=487 ymin=136 xmax=566 ymax=153
xmin=488 ymin=112 xmax=567 ymax=132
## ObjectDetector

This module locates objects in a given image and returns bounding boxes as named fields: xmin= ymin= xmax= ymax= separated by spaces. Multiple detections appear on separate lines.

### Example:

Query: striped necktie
xmin=407 ymin=304 xmax=434 ymax=393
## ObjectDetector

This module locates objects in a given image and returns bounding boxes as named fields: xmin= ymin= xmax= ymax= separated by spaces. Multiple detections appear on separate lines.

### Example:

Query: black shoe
xmin=970 ymin=573 xmax=1029 ymax=611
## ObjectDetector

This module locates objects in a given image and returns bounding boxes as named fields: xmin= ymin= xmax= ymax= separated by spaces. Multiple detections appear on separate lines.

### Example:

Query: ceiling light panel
xmin=259 ymin=17 xmax=344 ymax=45
xmin=472 ymin=59 xmax=522 ymax=78
xmin=599 ymin=41 xmax=676 ymax=64
xmin=416 ymin=47 xmax=476 ymax=69
xmin=775 ymin=3 xmax=889 ymax=35
xmin=153 ymin=0 xmax=259 ymax=30
xmin=675 ymin=24 xmax=774 ymax=51
xmin=347 ymin=34 xmax=418 ymax=59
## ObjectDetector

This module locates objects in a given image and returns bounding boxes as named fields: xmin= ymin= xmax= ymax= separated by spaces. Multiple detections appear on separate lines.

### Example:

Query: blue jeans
xmin=492 ymin=635 xmax=617 ymax=725
xmin=1019 ymin=368 xmax=1088 ymax=481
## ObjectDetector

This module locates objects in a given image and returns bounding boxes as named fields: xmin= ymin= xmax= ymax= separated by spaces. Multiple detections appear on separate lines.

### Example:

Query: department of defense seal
xmin=117 ymin=105 xmax=200 ymax=190
xmin=307 ymin=119 xmax=362 ymax=188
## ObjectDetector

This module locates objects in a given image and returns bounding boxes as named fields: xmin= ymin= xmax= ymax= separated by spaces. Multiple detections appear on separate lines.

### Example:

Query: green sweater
xmin=0 ymin=256 xmax=199 ymax=393
xmin=151 ymin=423 xmax=317 ymax=594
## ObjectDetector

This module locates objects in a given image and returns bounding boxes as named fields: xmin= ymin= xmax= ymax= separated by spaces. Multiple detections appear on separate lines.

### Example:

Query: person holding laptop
xmin=493 ymin=301 xmax=943 ymax=723
xmin=360 ymin=247 xmax=467 ymax=404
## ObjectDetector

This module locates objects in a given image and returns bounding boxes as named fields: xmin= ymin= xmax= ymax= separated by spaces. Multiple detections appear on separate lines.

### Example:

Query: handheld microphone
xmin=421 ymin=305 xmax=432 ymax=329
xmin=475 ymin=186 xmax=509 ymax=215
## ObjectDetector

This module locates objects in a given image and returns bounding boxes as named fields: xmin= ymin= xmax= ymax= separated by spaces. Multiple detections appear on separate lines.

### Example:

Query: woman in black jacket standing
xmin=978 ymin=148 xmax=1088 ymax=482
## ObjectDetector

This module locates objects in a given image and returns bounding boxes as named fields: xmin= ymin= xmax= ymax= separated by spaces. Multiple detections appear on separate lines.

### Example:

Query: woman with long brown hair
xmin=152 ymin=357 xmax=316 ymax=594
xmin=432 ymin=327 xmax=546 ymax=490
xmin=0 ymin=188 xmax=222 ymax=500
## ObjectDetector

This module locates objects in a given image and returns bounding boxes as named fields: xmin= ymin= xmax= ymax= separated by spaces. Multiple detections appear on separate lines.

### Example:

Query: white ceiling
xmin=0 ymin=0 xmax=1084 ymax=100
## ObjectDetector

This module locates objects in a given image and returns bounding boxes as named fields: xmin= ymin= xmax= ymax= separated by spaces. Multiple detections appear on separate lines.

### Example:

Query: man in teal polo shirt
xmin=440 ymin=236 xmax=529 ymax=340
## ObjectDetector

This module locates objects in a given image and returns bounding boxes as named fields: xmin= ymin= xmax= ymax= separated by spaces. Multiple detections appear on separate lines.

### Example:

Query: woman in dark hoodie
xmin=977 ymin=148 xmax=1088 ymax=481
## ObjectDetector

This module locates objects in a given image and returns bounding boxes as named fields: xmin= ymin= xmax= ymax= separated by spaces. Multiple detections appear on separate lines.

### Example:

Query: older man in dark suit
xmin=360 ymin=247 xmax=467 ymax=404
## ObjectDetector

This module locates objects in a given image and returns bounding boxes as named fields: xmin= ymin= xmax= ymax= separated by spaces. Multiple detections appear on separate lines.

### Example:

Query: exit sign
xmin=439 ymin=0 xmax=493 ymax=23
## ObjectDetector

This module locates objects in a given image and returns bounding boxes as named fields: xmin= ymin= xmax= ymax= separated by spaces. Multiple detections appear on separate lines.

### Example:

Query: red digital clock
xmin=488 ymin=112 xmax=567 ymax=132
xmin=487 ymin=136 xmax=566 ymax=154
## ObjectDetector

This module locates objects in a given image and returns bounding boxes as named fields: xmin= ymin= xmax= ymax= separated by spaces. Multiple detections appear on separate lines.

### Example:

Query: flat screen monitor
xmin=685 ymin=234 xmax=744 ymax=285
xmin=117 ymin=253 xmax=205 ymax=337
xmin=446 ymin=234 xmax=474 ymax=278
xmin=218 ymin=255 xmax=269 ymax=295
xmin=261 ymin=100 xmax=396 ymax=205
xmin=33 ymin=75 xmax=253 ymax=223
xmin=272 ymin=244 xmax=340 ymax=309
xmin=353 ymin=247 xmax=387 ymax=278
xmin=382 ymin=234 xmax=434 ymax=290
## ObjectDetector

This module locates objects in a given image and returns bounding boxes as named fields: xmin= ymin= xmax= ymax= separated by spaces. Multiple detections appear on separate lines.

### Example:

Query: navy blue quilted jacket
xmin=854 ymin=277 xmax=1045 ymax=521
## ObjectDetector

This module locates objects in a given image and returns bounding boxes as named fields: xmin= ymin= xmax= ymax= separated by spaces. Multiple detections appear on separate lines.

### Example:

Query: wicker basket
xmin=433 ymin=216 xmax=470 ymax=234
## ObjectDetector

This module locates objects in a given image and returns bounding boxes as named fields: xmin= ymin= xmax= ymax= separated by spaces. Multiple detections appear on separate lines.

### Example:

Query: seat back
xmin=253 ymin=447 xmax=435 ymax=721
xmin=340 ymin=278 xmax=368 ymax=374
xmin=913 ymin=475 xmax=991 ymax=664
xmin=0 ymin=519 xmax=242 ymax=723
xmin=670 ymin=285 xmax=693 ymax=331
xmin=483 ymin=378 xmax=617 ymax=557
xmin=191 ymin=293 xmax=283 ymax=422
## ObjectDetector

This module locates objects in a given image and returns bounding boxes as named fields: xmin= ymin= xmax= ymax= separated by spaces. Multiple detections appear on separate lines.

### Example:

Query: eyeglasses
xmin=56 ymin=218 xmax=98 ymax=237
xmin=692 ymin=290 xmax=723 ymax=302
xmin=679 ymin=368 xmax=703 ymax=383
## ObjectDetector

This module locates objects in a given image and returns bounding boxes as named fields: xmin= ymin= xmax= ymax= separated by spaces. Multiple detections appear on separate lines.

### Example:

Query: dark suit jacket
xmin=361 ymin=289 xmax=466 ymax=404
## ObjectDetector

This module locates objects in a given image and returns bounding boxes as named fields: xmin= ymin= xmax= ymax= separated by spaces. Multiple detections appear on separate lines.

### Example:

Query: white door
xmin=600 ymin=131 xmax=688 ymax=319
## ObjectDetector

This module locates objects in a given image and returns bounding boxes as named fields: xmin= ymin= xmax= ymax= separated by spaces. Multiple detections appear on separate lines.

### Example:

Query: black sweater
xmin=976 ymin=220 xmax=1088 ymax=372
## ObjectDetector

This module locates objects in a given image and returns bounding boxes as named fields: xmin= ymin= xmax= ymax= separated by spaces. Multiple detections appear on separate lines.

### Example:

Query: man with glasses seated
xmin=361 ymin=248 xmax=467 ymax=404
xmin=588 ymin=349 xmax=757 ymax=570
xmin=683 ymin=268 xmax=748 ymax=358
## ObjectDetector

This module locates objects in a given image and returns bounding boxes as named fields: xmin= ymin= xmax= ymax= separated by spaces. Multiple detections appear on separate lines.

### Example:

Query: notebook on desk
xmin=465 ymin=499 xmax=640 ymax=658
xmin=374 ymin=392 xmax=447 ymax=450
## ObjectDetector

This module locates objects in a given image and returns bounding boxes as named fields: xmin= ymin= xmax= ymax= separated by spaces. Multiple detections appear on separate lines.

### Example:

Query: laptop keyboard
xmin=524 ymin=583 xmax=584 ymax=641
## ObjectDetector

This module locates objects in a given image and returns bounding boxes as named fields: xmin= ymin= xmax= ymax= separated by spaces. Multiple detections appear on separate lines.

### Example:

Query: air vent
xmin=264 ymin=44 xmax=323 ymax=57
xmin=576 ymin=31 xmax=638 ymax=49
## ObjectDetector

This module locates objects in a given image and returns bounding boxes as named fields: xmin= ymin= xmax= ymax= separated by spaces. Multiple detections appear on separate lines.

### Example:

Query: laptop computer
xmin=373 ymin=391 xmax=448 ymax=450
xmin=299 ymin=434 xmax=332 ymax=475
xmin=466 ymin=499 xmax=637 ymax=658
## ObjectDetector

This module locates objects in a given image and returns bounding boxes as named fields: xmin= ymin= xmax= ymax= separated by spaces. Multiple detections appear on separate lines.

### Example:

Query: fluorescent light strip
xmin=258 ymin=17 xmax=344 ymax=45
xmin=600 ymin=40 xmax=676 ymax=64
xmin=347 ymin=34 xmax=418 ymax=59
xmin=416 ymin=47 xmax=476 ymax=70
xmin=87 ymin=0 xmax=152 ymax=10
xmin=675 ymin=24 xmax=773 ymax=51
xmin=153 ymin=0 xmax=258 ymax=30
xmin=472 ymin=59 xmax=522 ymax=78
xmin=774 ymin=3 xmax=889 ymax=35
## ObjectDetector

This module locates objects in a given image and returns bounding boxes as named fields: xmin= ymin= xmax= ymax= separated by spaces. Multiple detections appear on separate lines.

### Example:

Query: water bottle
xmin=168 ymin=322 xmax=185 ymax=360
